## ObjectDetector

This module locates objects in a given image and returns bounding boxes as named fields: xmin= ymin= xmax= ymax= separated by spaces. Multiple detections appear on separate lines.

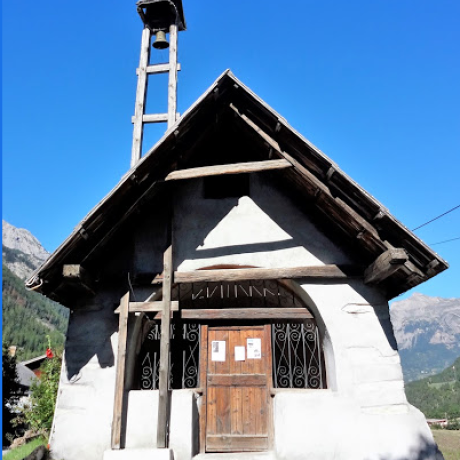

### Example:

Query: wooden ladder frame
xmin=131 ymin=23 xmax=180 ymax=168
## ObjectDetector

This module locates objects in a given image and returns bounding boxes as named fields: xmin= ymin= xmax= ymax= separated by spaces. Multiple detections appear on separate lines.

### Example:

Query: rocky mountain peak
xmin=390 ymin=293 xmax=460 ymax=380
xmin=2 ymin=220 xmax=49 ymax=280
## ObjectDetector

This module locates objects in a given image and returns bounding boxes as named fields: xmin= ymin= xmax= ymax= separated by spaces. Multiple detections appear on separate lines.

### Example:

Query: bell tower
xmin=131 ymin=0 xmax=186 ymax=167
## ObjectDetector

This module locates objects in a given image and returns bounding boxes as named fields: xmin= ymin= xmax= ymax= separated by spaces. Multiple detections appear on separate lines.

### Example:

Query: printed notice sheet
xmin=247 ymin=338 xmax=262 ymax=359
xmin=234 ymin=346 xmax=246 ymax=361
xmin=211 ymin=340 xmax=226 ymax=361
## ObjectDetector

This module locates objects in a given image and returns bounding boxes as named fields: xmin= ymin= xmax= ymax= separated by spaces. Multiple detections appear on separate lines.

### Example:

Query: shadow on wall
xmin=64 ymin=298 xmax=118 ymax=381
xmin=374 ymin=434 xmax=444 ymax=460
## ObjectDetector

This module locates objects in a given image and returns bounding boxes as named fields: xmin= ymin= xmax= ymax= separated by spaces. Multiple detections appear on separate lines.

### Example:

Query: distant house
xmin=20 ymin=355 xmax=47 ymax=380
xmin=426 ymin=419 xmax=448 ymax=428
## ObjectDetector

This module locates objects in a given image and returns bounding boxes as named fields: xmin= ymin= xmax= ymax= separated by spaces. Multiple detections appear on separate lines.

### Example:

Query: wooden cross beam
xmin=164 ymin=159 xmax=292 ymax=182
xmin=151 ymin=264 xmax=363 ymax=284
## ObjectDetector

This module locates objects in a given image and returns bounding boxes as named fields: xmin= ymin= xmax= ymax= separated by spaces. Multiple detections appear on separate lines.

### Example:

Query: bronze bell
xmin=153 ymin=30 xmax=169 ymax=49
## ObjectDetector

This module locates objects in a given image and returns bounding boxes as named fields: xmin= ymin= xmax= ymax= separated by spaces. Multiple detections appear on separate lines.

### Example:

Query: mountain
xmin=405 ymin=356 xmax=460 ymax=421
xmin=2 ymin=220 xmax=68 ymax=360
xmin=2 ymin=220 xmax=49 ymax=280
xmin=2 ymin=264 xmax=68 ymax=360
xmin=391 ymin=293 xmax=460 ymax=382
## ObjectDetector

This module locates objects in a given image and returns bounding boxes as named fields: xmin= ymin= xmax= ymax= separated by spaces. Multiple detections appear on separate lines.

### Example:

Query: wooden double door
xmin=202 ymin=325 xmax=272 ymax=453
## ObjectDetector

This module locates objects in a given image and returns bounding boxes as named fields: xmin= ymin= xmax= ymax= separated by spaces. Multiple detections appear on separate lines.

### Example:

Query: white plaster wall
xmin=124 ymin=390 xmax=198 ymax=460
xmin=273 ymin=392 xmax=441 ymax=460
xmin=272 ymin=281 xmax=442 ymax=459
xmin=174 ymin=174 xmax=353 ymax=271
xmin=51 ymin=174 xmax=441 ymax=460
xmin=50 ymin=298 xmax=119 ymax=460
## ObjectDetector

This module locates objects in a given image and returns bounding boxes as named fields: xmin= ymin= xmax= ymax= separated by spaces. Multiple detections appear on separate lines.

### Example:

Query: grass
xmin=432 ymin=429 xmax=460 ymax=460
xmin=3 ymin=437 xmax=47 ymax=460
xmin=428 ymin=380 xmax=456 ymax=389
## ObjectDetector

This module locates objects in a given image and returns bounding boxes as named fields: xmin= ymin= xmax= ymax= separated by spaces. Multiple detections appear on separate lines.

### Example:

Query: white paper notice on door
xmin=211 ymin=341 xmax=226 ymax=361
xmin=247 ymin=338 xmax=262 ymax=359
xmin=234 ymin=346 xmax=245 ymax=361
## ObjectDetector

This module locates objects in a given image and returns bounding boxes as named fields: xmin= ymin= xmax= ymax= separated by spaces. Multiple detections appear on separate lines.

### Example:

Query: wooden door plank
xmin=206 ymin=435 xmax=268 ymax=452
xmin=264 ymin=324 xmax=273 ymax=448
xmin=229 ymin=330 xmax=238 ymax=437
xmin=208 ymin=374 xmax=267 ymax=386
xmin=216 ymin=331 xmax=231 ymax=436
xmin=207 ymin=329 xmax=216 ymax=437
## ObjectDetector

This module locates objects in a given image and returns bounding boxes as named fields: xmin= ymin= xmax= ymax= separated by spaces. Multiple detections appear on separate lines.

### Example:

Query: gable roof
xmin=26 ymin=70 xmax=448 ymax=300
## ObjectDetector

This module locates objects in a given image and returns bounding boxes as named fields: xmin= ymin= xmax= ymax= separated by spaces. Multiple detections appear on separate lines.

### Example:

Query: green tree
xmin=2 ymin=342 xmax=20 ymax=445
xmin=21 ymin=353 xmax=62 ymax=434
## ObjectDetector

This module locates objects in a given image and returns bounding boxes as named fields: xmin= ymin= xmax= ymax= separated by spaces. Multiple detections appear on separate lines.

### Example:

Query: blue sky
xmin=2 ymin=1 xmax=459 ymax=301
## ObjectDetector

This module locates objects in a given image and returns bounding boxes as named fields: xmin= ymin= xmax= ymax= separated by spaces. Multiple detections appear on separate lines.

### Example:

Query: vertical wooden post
xmin=157 ymin=215 xmax=173 ymax=447
xmin=111 ymin=291 xmax=130 ymax=449
xmin=131 ymin=27 xmax=151 ymax=167
xmin=167 ymin=23 xmax=178 ymax=128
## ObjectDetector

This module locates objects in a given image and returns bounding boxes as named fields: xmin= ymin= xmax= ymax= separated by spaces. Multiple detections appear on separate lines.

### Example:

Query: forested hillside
xmin=406 ymin=356 xmax=460 ymax=421
xmin=2 ymin=264 xmax=69 ymax=360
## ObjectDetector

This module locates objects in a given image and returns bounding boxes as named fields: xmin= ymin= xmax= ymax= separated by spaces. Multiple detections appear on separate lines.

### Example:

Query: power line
xmin=429 ymin=236 xmax=460 ymax=246
xmin=412 ymin=204 xmax=460 ymax=231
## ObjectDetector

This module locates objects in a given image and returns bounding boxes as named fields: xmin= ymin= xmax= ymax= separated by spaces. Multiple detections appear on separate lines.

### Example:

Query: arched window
xmin=136 ymin=280 xmax=327 ymax=390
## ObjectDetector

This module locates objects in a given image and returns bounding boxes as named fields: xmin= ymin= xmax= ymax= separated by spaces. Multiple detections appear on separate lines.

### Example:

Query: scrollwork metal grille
xmin=272 ymin=321 xmax=325 ymax=389
xmin=139 ymin=322 xmax=200 ymax=390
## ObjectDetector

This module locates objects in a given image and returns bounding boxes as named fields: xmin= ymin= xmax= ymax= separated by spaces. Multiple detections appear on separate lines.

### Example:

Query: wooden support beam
xmin=167 ymin=23 xmax=178 ymax=128
xmin=152 ymin=264 xmax=362 ymax=284
xmin=111 ymin=291 xmax=130 ymax=450
xmin=181 ymin=308 xmax=312 ymax=320
xmin=144 ymin=63 xmax=181 ymax=75
xmin=114 ymin=301 xmax=179 ymax=314
xmin=157 ymin=242 xmax=173 ymax=447
xmin=164 ymin=159 xmax=292 ymax=182
xmin=364 ymin=248 xmax=408 ymax=285
xmin=131 ymin=27 xmax=151 ymax=167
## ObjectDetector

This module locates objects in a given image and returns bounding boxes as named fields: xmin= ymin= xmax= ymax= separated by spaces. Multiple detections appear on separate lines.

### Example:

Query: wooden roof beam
xmin=62 ymin=264 xmax=95 ymax=295
xmin=229 ymin=104 xmax=387 ymax=253
xmin=164 ymin=159 xmax=292 ymax=182
xmin=364 ymin=248 xmax=409 ymax=285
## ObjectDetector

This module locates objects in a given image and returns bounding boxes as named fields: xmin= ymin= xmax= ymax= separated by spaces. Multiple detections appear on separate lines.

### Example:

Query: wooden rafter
xmin=229 ymin=103 xmax=387 ymax=255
